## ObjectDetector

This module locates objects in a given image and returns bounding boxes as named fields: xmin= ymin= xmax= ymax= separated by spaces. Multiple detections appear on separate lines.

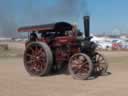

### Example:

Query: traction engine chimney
xmin=83 ymin=16 xmax=90 ymax=40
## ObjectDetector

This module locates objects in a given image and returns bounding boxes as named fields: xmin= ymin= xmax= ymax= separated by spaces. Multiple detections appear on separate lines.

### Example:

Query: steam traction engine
xmin=17 ymin=16 xmax=108 ymax=80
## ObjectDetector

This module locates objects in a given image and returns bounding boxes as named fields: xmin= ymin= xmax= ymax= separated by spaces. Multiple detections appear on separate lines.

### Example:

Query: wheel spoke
xmin=38 ymin=60 xmax=45 ymax=69
xmin=26 ymin=53 xmax=35 ymax=59
xmin=93 ymin=52 xmax=108 ymax=74
xmin=24 ymin=42 xmax=53 ymax=76
xmin=26 ymin=60 xmax=35 ymax=65
xmin=37 ymin=48 xmax=43 ymax=55
xmin=99 ymin=56 xmax=104 ymax=61
xmin=35 ymin=46 xmax=39 ymax=52
xmin=29 ymin=47 xmax=35 ymax=54
xmin=70 ymin=54 xmax=91 ymax=77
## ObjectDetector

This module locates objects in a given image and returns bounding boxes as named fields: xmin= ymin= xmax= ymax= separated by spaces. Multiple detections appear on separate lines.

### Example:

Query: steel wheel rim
xmin=93 ymin=53 xmax=107 ymax=73
xmin=24 ymin=44 xmax=47 ymax=75
xmin=69 ymin=54 xmax=92 ymax=78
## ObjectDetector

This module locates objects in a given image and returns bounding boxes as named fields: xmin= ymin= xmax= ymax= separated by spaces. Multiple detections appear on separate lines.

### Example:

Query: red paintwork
xmin=55 ymin=36 xmax=75 ymax=45
xmin=20 ymin=22 xmax=79 ymax=65
xmin=25 ymin=35 xmax=80 ymax=64
xmin=18 ymin=27 xmax=53 ymax=32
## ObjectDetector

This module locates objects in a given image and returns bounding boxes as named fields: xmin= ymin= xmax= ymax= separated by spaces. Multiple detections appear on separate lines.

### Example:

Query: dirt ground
xmin=0 ymin=51 xmax=128 ymax=96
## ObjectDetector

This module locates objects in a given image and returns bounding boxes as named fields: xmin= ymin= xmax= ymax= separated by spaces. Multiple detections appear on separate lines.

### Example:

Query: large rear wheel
xmin=68 ymin=53 xmax=93 ymax=80
xmin=24 ymin=42 xmax=53 ymax=76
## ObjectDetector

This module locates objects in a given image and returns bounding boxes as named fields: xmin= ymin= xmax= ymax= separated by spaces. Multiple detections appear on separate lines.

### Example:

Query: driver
xmin=30 ymin=31 xmax=38 ymax=41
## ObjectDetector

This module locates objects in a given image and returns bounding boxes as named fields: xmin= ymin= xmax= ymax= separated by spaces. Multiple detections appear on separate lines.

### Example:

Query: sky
xmin=87 ymin=0 xmax=128 ymax=35
xmin=0 ymin=0 xmax=128 ymax=37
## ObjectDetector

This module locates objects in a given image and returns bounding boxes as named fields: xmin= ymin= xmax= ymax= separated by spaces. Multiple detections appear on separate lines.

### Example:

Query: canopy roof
xmin=17 ymin=22 xmax=73 ymax=32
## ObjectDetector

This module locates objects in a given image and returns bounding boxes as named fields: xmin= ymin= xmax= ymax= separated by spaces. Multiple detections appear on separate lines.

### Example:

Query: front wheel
xmin=68 ymin=53 xmax=93 ymax=80
xmin=92 ymin=52 xmax=108 ymax=75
